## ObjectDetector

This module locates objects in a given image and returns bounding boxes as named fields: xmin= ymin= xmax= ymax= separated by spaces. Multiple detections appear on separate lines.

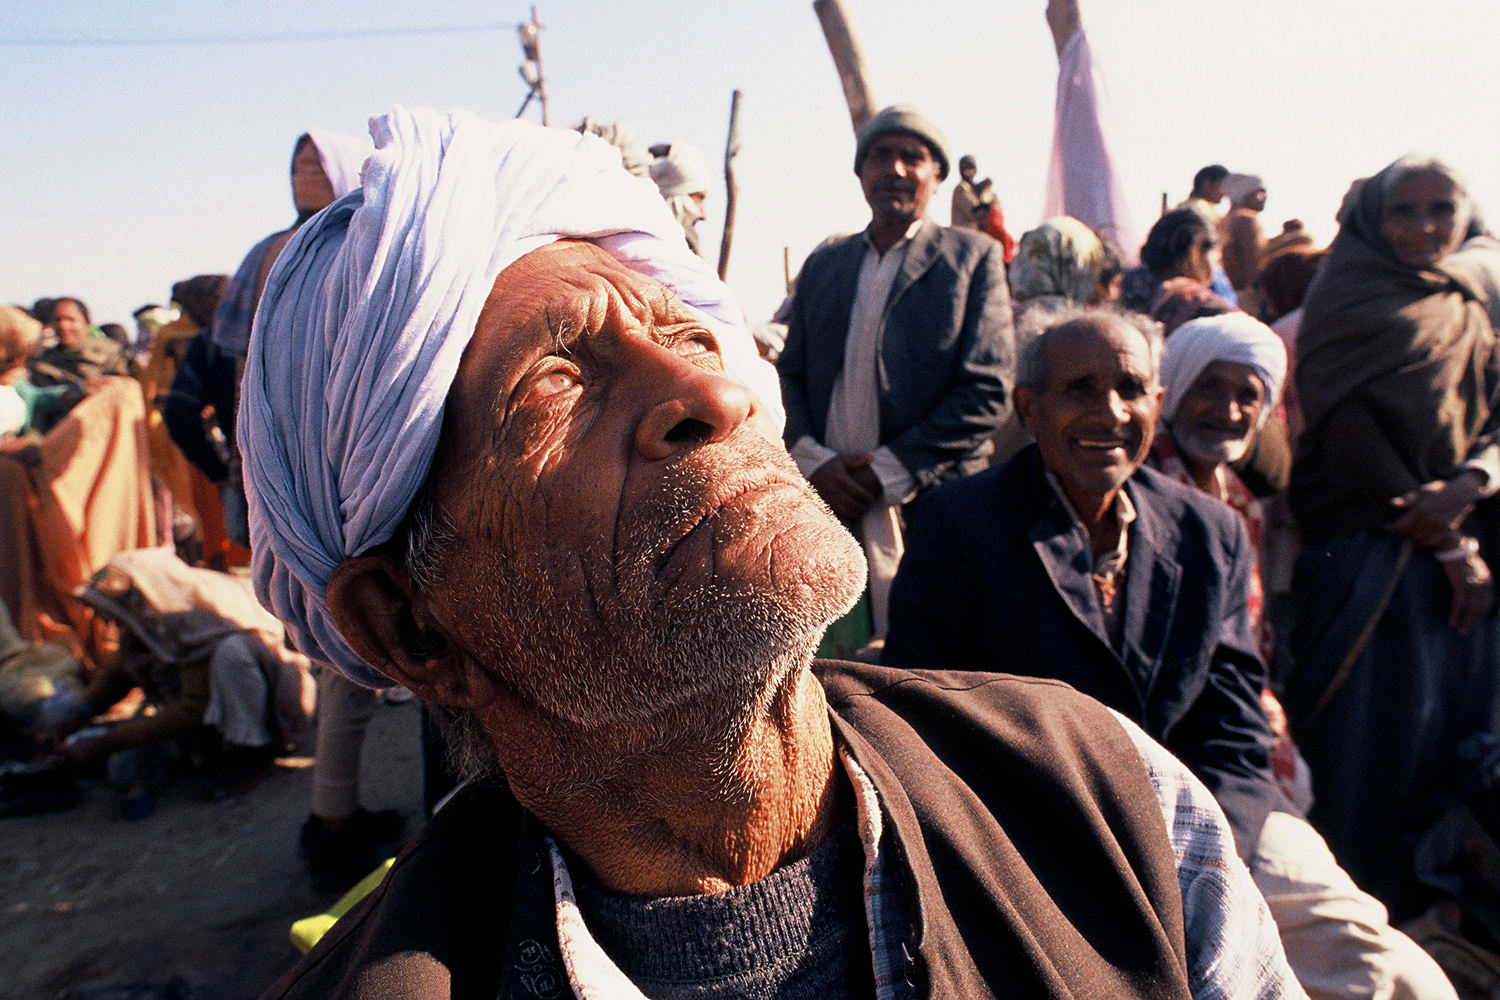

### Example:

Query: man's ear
xmin=1014 ymin=385 xmax=1039 ymax=437
xmin=326 ymin=555 xmax=496 ymax=710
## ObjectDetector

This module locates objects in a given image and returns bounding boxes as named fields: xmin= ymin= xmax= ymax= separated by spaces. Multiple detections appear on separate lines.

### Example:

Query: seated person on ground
xmin=244 ymin=107 xmax=1300 ymax=1000
xmin=47 ymin=553 xmax=312 ymax=776
xmin=884 ymin=307 xmax=1457 ymax=1000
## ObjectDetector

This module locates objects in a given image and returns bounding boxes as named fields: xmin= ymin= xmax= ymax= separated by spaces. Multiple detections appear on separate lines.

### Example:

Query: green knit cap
xmin=853 ymin=105 xmax=951 ymax=181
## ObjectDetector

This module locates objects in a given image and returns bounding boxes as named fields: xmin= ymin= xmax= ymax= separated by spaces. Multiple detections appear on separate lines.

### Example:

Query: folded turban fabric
xmin=649 ymin=141 xmax=711 ymax=197
xmin=242 ymin=106 xmax=781 ymax=686
xmin=1009 ymin=216 xmax=1104 ymax=304
xmin=574 ymin=117 xmax=652 ymax=178
xmin=1160 ymin=312 xmax=1287 ymax=429
xmin=1222 ymin=173 xmax=1265 ymax=205
xmin=304 ymin=129 xmax=371 ymax=200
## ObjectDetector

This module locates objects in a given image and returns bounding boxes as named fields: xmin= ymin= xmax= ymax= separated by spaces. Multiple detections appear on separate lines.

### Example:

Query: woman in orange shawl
xmin=0 ymin=306 xmax=156 ymax=666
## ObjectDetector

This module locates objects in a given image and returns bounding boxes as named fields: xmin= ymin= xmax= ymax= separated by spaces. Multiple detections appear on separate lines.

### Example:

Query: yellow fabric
xmin=290 ymin=858 xmax=395 ymax=954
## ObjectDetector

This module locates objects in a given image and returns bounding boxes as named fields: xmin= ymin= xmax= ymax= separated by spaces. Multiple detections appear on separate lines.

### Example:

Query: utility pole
xmin=717 ymin=90 xmax=743 ymax=282
xmin=515 ymin=6 xmax=548 ymax=125
xmin=812 ymin=0 xmax=877 ymax=133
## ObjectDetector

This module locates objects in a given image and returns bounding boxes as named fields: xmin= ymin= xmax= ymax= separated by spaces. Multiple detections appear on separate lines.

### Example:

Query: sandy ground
xmin=0 ymin=697 xmax=424 ymax=1000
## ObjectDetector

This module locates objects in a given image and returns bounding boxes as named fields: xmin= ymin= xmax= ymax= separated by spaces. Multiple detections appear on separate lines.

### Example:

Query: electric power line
xmin=0 ymin=23 xmax=508 ymax=48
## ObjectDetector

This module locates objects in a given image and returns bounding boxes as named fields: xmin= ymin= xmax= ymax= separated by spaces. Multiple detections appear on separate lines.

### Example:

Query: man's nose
xmin=1105 ymin=390 xmax=1131 ymax=423
xmin=632 ymin=343 xmax=754 ymax=461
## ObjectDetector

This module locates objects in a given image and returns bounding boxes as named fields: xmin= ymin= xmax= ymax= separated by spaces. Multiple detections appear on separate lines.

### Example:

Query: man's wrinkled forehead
xmin=466 ymin=240 xmax=693 ymax=380
xmin=1045 ymin=316 xmax=1157 ymax=381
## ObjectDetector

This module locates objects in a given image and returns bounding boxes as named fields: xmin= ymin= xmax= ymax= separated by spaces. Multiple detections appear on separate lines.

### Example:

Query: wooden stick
xmin=717 ymin=90 xmax=743 ymax=282
xmin=531 ymin=7 xmax=549 ymax=126
xmin=1161 ymin=192 xmax=1169 ymax=217
xmin=784 ymin=246 xmax=792 ymax=294
xmin=812 ymin=0 xmax=877 ymax=133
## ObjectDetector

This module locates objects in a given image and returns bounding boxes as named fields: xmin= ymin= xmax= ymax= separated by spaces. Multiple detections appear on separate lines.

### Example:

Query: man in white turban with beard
xmin=246 ymin=106 xmax=1301 ymax=1000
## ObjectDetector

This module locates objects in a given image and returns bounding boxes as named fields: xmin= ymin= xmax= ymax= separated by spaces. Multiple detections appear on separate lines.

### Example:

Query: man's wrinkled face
xmin=1170 ymin=360 xmax=1265 ymax=468
xmin=1381 ymin=169 xmax=1463 ymax=270
xmin=1017 ymin=317 xmax=1161 ymax=507
xmin=420 ymin=241 xmax=864 ymax=733
xmin=859 ymin=133 xmax=941 ymax=228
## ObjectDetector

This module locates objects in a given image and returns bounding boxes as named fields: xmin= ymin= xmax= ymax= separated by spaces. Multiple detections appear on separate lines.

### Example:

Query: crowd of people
xmin=4 ymin=86 xmax=1500 ymax=1000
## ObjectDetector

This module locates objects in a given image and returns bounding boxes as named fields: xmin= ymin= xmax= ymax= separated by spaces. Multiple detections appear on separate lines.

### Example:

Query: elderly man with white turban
xmin=246 ymin=107 xmax=1307 ymax=1000
xmin=1148 ymin=313 xmax=1460 ymax=1000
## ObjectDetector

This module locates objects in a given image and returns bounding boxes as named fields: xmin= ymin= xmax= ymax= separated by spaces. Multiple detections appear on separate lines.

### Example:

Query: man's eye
xmin=676 ymin=337 xmax=714 ymax=358
xmin=533 ymin=370 xmax=579 ymax=397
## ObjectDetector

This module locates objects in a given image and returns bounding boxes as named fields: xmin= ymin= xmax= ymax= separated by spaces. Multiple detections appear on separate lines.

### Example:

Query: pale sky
xmin=3 ymin=0 xmax=1498 ymax=329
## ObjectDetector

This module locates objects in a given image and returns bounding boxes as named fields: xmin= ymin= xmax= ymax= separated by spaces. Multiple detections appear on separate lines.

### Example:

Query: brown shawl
xmin=1290 ymin=157 xmax=1500 ymax=542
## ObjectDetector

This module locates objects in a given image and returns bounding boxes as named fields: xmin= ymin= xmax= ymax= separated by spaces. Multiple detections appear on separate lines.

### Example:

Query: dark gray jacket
xmin=777 ymin=221 xmax=1014 ymax=490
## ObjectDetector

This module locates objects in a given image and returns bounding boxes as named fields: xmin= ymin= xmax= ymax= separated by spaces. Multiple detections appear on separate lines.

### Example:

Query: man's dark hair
xmin=1140 ymin=209 xmax=1217 ymax=276
xmin=30 ymin=298 xmax=57 ymax=325
xmin=171 ymin=274 xmax=230 ymax=328
xmin=1192 ymin=165 xmax=1229 ymax=194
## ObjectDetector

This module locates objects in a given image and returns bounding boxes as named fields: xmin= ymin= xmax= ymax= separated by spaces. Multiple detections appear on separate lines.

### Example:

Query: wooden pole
xmin=1161 ymin=192 xmax=1169 ymax=217
xmin=516 ymin=8 xmax=548 ymax=125
xmin=717 ymin=90 xmax=743 ymax=282
xmin=532 ymin=7 xmax=549 ymax=126
xmin=812 ymin=0 xmax=877 ymax=133
xmin=783 ymin=246 xmax=792 ymax=294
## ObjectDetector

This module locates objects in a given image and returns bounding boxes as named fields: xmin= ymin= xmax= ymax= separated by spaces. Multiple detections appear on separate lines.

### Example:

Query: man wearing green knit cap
xmin=778 ymin=103 xmax=1013 ymax=655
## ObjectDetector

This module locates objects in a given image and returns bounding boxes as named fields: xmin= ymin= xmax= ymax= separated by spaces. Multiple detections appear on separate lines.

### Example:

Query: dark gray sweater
xmin=573 ymin=824 xmax=874 ymax=1000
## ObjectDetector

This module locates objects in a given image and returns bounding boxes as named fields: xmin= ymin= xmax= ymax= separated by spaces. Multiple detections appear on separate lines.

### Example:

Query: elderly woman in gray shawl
xmin=1285 ymin=155 xmax=1500 ymax=919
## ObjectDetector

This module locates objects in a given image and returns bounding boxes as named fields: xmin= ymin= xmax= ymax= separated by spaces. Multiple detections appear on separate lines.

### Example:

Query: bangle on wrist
xmin=1436 ymin=536 xmax=1480 ymax=563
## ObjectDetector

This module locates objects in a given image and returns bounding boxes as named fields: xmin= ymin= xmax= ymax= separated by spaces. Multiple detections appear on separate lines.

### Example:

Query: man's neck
xmin=1059 ymin=480 xmax=1125 ymax=560
xmin=485 ymin=664 xmax=842 ymax=897
xmin=868 ymin=214 xmax=918 ymax=256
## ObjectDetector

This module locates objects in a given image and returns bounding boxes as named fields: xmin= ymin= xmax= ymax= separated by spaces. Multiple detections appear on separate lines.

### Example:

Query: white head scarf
xmin=1222 ymin=172 xmax=1265 ymax=205
xmin=303 ymin=129 xmax=370 ymax=199
xmin=650 ymin=141 xmax=711 ymax=197
xmin=242 ymin=107 xmax=781 ymax=687
xmin=1160 ymin=313 xmax=1287 ymax=428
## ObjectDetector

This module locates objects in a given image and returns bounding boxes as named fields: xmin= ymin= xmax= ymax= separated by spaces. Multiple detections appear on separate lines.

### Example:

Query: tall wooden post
xmin=516 ymin=8 xmax=548 ymax=125
xmin=812 ymin=0 xmax=877 ymax=133
xmin=716 ymin=90 xmax=743 ymax=282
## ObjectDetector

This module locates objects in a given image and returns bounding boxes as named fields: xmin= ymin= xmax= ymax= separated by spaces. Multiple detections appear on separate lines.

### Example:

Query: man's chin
xmin=696 ymin=485 xmax=867 ymax=632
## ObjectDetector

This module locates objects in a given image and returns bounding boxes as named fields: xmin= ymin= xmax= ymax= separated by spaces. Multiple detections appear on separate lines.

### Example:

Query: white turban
xmin=242 ymin=107 xmax=782 ymax=686
xmin=1222 ymin=172 xmax=1265 ymax=205
xmin=1160 ymin=313 xmax=1287 ymax=429
xmin=650 ymin=141 xmax=711 ymax=197
xmin=304 ymin=129 xmax=370 ymax=199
